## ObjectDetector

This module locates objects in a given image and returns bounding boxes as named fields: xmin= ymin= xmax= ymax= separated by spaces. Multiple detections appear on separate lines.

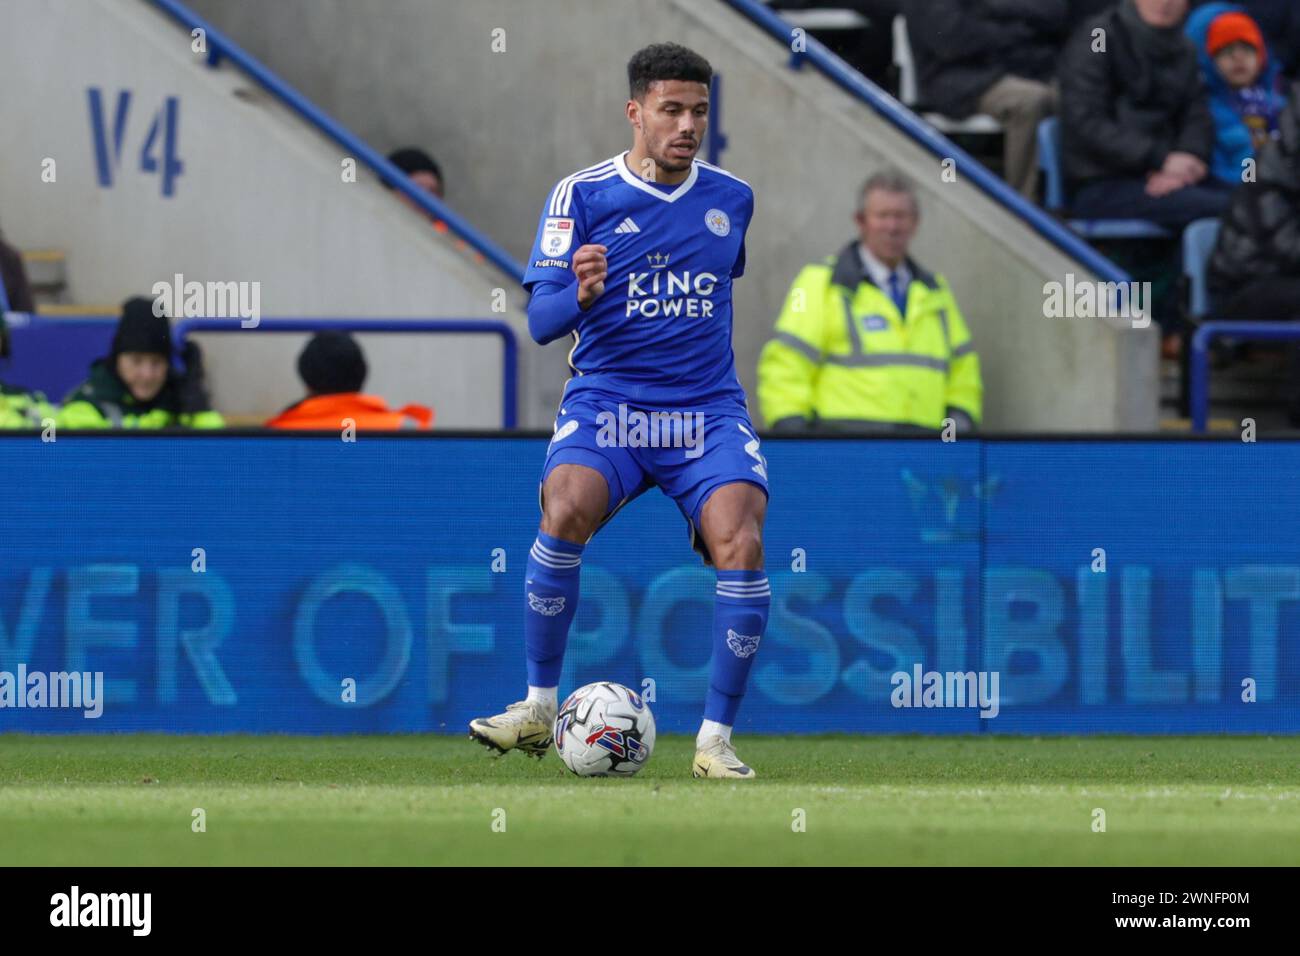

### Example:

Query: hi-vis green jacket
xmin=0 ymin=382 xmax=56 ymax=430
xmin=757 ymin=242 xmax=982 ymax=432
xmin=56 ymin=359 xmax=224 ymax=430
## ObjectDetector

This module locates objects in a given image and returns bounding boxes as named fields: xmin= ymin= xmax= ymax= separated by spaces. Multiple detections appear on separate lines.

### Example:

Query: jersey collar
xmin=615 ymin=150 xmax=699 ymax=203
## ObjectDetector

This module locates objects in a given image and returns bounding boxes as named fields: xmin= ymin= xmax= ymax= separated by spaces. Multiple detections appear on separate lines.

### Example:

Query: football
xmin=553 ymin=681 xmax=656 ymax=777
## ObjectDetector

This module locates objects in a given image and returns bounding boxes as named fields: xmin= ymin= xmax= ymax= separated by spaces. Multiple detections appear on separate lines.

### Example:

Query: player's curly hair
xmin=627 ymin=43 xmax=713 ymax=100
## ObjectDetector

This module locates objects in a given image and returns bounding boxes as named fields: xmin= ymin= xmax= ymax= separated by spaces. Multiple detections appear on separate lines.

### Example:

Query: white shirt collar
xmin=614 ymin=151 xmax=699 ymax=203
xmin=858 ymin=244 xmax=911 ymax=291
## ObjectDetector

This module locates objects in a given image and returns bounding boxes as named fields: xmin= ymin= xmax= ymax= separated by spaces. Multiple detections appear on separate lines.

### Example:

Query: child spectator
xmin=1187 ymin=4 xmax=1287 ymax=186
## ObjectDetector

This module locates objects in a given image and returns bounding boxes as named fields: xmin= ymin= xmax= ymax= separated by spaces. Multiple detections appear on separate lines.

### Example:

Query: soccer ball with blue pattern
xmin=553 ymin=681 xmax=656 ymax=777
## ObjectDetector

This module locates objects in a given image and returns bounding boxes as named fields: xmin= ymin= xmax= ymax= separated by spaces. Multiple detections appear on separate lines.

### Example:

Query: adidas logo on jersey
xmin=614 ymin=217 xmax=641 ymax=234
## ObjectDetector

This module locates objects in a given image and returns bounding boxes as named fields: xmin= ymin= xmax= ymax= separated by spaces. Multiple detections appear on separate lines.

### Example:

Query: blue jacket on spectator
xmin=1187 ymin=3 xmax=1287 ymax=185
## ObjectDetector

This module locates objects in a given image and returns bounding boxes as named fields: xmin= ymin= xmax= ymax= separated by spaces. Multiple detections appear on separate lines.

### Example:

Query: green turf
xmin=1 ymin=735 xmax=1297 ymax=865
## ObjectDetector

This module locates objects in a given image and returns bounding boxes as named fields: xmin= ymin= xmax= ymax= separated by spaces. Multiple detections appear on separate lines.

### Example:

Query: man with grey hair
xmin=758 ymin=171 xmax=982 ymax=433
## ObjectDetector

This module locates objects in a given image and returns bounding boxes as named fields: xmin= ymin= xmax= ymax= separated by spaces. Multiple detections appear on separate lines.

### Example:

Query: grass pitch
xmin=1 ymin=735 xmax=1297 ymax=866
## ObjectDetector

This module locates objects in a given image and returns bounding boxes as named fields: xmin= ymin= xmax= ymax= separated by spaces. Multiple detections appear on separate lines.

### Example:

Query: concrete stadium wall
xmin=186 ymin=0 xmax=1159 ymax=431
xmin=0 ymin=0 xmax=560 ymax=427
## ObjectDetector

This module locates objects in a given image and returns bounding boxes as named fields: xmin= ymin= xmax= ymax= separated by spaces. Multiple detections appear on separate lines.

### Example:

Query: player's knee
xmin=709 ymin=524 xmax=764 ymax=570
xmin=540 ymin=494 xmax=602 ymax=543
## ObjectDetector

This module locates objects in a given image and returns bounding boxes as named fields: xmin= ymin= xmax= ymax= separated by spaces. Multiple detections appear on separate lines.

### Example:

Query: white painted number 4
xmin=738 ymin=423 xmax=767 ymax=480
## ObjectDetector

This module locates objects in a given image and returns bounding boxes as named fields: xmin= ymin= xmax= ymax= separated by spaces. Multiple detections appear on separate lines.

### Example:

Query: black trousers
xmin=1071 ymin=177 xmax=1234 ymax=230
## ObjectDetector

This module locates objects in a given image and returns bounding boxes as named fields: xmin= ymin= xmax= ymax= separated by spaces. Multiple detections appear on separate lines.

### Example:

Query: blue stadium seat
xmin=1182 ymin=218 xmax=1221 ymax=321
xmin=1037 ymin=118 xmax=1172 ymax=240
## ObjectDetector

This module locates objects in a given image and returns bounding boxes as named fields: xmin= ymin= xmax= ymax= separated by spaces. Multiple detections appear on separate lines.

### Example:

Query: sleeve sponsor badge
xmin=542 ymin=217 xmax=575 ymax=257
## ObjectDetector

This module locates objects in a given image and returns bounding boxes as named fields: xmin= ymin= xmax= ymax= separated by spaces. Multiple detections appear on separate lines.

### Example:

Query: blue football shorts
xmin=538 ymin=396 xmax=770 ymax=564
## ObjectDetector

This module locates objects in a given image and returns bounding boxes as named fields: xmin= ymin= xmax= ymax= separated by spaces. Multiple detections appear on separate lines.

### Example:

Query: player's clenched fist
xmin=573 ymin=244 xmax=608 ymax=310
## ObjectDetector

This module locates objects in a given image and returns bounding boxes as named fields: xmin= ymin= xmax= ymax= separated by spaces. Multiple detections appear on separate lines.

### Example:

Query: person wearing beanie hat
xmin=298 ymin=330 xmax=368 ymax=395
xmin=265 ymin=331 xmax=433 ymax=431
xmin=56 ymin=296 xmax=224 ymax=429
xmin=1187 ymin=3 xmax=1287 ymax=185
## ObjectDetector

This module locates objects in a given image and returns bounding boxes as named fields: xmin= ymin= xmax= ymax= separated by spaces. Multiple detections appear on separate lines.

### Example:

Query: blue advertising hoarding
xmin=0 ymin=436 xmax=1296 ymax=734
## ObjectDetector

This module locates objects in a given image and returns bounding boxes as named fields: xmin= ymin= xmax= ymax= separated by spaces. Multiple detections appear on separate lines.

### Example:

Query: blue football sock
xmin=705 ymin=570 xmax=771 ymax=725
xmin=524 ymin=532 xmax=584 ymax=688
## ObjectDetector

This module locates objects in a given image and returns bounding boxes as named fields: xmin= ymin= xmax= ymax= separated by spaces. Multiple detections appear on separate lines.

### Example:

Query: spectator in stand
xmin=0 ymin=315 xmax=56 ymax=429
xmin=1194 ymin=0 xmax=1300 ymax=82
xmin=903 ymin=0 xmax=1068 ymax=199
xmin=57 ymin=297 xmax=223 ymax=429
xmin=386 ymin=147 xmax=451 ymax=235
xmin=1207 ymin=82 xmax=1300 ymax=427
xmin=0 ymin=225 xmax=35 ymax=313
xmin=388 ymin=147 xmax=444 ymax=200
xmin=266 ymin=331 xmax=434 ymax=431
xmin=1061 ymin=0 xmax=1229 ymax=227
xmin=1187 ymin=4 xmax=1287 ymax=186
xmin=757 ymin=171 xmax=982 ymax=434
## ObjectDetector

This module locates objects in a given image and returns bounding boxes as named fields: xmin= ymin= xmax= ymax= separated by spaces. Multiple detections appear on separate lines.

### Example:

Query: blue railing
xmin=148 ymin=0 xmax=525 ymax=285
xmin=722 ymin=0 xmax=1130 ymax=285
xmin=1190 ymin=322 xmax=1300 ymax=433
xmin=173 ymin=317 xmax=519 ymax=428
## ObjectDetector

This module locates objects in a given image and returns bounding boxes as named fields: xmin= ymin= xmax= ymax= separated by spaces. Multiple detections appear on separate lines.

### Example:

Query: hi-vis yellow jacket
xmin=758 ymin=242 xmax=982 ymax=432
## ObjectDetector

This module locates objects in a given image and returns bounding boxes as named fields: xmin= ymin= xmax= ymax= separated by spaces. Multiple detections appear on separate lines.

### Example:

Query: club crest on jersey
xmin=704 ymin=208 xmax=731 ymax=237
xmin=542 ymin=217 xmax=574 ymax=257
xmin=528 ymin=593 xmax=566 ymax=616
xmin=726 ymin=628 xmax=761 ymax=658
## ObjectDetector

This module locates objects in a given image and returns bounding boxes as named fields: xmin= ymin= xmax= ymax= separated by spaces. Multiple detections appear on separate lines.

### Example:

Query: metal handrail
xmin=148 ymin=0 xmax=525 ymax=285
xmin=172 ymin=317 xmax=518 ymax=428
xmin=1190 ymin=321 xmax=1300 ymax=432
xmin=721 ymin=0 xmax=1130 ymax=285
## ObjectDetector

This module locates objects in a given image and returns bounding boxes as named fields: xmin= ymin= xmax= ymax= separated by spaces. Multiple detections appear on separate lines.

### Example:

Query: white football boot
xmin=469 ymin=699 xmax=556 ymax=758
xmin=692 ymin=734 xmax=757 ymax=780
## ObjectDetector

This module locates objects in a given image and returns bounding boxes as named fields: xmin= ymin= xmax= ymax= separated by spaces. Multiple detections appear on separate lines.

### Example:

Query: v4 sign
xmin=88 ymin=88 xmax=185 ymax=197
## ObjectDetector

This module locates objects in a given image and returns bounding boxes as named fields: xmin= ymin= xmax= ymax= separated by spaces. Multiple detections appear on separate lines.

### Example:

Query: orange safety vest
xmin=265 ymin=393 xmax=434 ymax=430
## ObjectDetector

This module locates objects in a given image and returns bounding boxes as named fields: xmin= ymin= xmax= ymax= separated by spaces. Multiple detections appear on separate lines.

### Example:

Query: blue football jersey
xmin=523 ymin=151 xmax=753 ymax=413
